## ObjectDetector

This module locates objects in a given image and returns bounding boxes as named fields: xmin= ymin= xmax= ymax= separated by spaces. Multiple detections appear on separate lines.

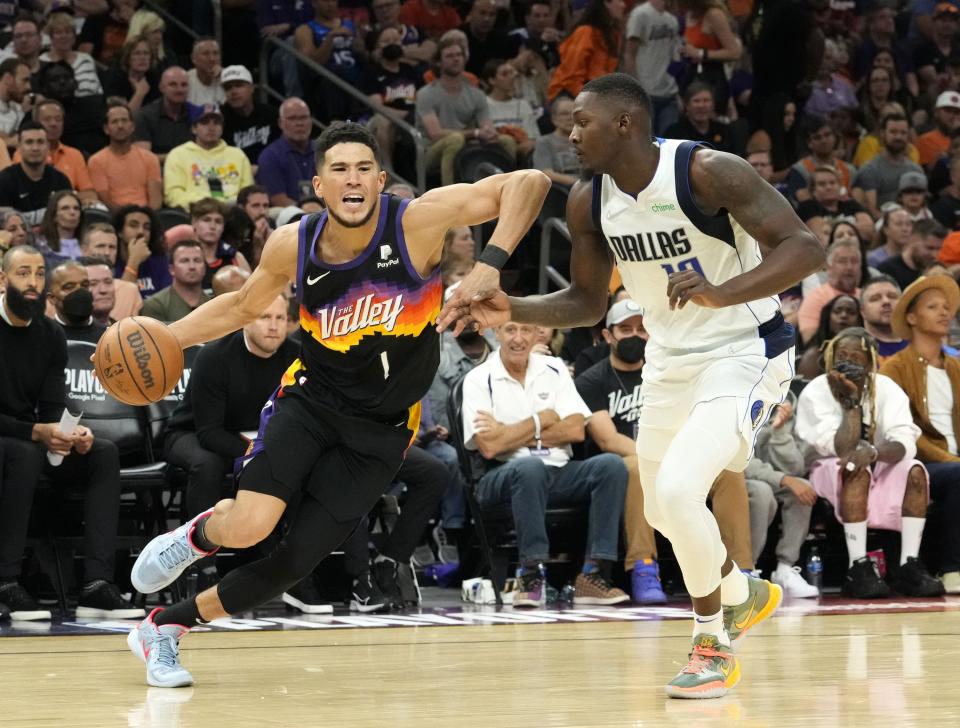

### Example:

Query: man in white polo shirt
xmin=461 ymin=320 xmax=629 ymax=608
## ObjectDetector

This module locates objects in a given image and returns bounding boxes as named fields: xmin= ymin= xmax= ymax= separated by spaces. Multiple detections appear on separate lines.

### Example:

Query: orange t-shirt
xmin=13 ymin=143 xmax=93 ymax=192
xmin=547 ymin=26 xmax=620 ymax=101
xmin=399 ymin=0 xmax=461 ymax=40
xmin=916 ymin=128 xmax=950 ymax=167
xmin=684 ymin=19 xmax=723 ymax=51
xmin=88 ymin=145 xmax=162 ymax=207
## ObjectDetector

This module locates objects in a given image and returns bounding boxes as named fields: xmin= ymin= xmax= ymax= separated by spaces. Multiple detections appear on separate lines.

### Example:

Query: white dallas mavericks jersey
xmin=594 ymin=138 xmax=780 ymax=351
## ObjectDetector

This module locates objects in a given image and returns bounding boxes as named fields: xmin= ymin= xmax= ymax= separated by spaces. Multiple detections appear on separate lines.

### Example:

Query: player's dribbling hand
xmin=666 ymin=270 xmax=727 ymax=310
xmin=437 ymin=263 xmax=511 ymax=335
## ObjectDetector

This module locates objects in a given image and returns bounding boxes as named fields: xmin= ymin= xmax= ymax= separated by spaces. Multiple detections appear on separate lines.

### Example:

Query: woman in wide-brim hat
xmin=880 ymin=274 xmax=960 ymax=594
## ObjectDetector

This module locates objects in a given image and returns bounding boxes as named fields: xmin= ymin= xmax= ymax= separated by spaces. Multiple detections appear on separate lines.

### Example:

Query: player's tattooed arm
xmin=509 ymin=178 xmax=614 ymax=328
xmin=668 ymin=149 xmax=825 ymax=311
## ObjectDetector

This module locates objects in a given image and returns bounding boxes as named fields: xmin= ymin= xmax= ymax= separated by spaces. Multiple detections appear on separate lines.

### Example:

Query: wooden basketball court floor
xmin=2 ymin=598 xmax=959 ymax=728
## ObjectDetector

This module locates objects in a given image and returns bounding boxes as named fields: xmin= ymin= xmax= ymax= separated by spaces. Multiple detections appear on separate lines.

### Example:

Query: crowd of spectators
xmin=2 ymin=0 xmax=960 ymax=620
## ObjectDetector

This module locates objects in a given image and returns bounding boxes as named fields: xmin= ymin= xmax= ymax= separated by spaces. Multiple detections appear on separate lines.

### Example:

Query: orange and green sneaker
xmin=665 ymin=634 xmax=740 ymax=699
xmin=723 ymin=573 xmax=783 ymax=646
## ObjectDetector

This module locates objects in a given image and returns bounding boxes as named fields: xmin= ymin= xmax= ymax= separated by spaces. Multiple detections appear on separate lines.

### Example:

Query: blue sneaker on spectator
xmin=631 ymin=560 xmax=667 ymax=604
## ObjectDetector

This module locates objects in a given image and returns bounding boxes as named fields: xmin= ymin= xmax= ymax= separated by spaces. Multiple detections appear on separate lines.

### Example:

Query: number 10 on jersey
xmin=661 ymin=256 xmax=705 ymax=277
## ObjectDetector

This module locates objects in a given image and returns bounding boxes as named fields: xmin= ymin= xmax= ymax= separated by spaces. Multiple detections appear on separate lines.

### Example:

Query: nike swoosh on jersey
xmin=307 ymin=271 xmax=331 ymax=285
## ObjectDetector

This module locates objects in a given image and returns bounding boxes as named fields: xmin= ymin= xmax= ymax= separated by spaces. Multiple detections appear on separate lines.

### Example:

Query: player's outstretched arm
xmin=507 ymin=178 xmax=613 ymax=328
xmin=426 ymin=169 xmax=552 ymax=334
xmin=167 ymin=225 xmax=298 ymax=349
xmin=667 ymin=149 xmax=825 ymax=310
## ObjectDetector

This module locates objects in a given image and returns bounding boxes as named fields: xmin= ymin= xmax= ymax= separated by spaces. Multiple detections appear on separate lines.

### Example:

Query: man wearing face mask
xmin=46 ymin=260 xmax=103 ymax=344
xmin=361 ymin=26 xmax=424 ymax=174
xmin=575 ymin=300 xmax=758 ymax=603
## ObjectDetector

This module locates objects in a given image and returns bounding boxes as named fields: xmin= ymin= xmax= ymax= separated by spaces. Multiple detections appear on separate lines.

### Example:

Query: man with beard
xmin=853 ymin=114 xmax=925 ymax=219
xmin=0 ymin=121 xmax=72 ymax=227
xmin=46 ymin=260 xmax=104 ymax=344
xmin=0 ymin=245 xmax=143 ymax=622
xmin=879 ymin=218 xmax=947 ymax=290
xmin=0 ymin=58 xmax=32 ymax=150
xmin=860 ymin=275 xmax=907 ymax=362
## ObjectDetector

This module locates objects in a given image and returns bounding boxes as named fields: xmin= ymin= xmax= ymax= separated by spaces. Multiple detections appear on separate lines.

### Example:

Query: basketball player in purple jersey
xmin=126 ymin=122 xmax=550 ymax=687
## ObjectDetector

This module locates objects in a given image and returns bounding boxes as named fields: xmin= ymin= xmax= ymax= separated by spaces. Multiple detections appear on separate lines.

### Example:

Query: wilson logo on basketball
xmin=126 ymin=330 xmax=157 ymax=390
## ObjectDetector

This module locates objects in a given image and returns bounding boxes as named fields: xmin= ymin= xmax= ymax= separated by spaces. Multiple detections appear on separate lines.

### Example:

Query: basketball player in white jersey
xmin=440 ymin=73 xmax=825 ymax=698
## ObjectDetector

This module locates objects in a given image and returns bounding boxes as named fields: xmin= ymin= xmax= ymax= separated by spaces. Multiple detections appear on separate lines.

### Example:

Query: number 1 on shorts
xmin=381 ymin=351 xmax=390 ymax=379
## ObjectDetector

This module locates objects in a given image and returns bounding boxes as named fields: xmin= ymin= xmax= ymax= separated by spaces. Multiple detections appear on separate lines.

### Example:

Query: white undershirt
xmin=927 ymin=365 xmax=957 ymax=455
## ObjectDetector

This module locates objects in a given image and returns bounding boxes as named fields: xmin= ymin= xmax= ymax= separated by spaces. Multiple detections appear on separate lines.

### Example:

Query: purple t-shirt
xmin=255 ymin=136 xmax=316 ymax=201
xmin=116 ymin=254 xmax=172 ymax=299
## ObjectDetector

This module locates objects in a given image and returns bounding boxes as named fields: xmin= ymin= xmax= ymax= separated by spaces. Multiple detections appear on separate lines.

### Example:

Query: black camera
xmin=834 ymin=360 xmax=866 ymax=381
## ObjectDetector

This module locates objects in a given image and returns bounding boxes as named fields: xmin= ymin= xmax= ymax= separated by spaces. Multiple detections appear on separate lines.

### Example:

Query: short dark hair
xmin=18 ymin=119 xmax=45 ymax=136
xmin=0 ymin=57 xmax=28 ymax=80
xmin=860 ymin=274 xmax=901 ymax=302
xmin=481 ymin=58 xmax=508 ymax=83
xmin=911 ymin=218 xmax=946 ymax=239
xmin=189 ymin=197 xmax=227 ymax=220
xmin=801 ymin=114 xmax=831 ymax=140
xmin=238 ymin=184 xmax=269 ymax=206
xmin=169 ymin=239 xmax=203 ymax=263
xmin=104 ymin=96 xmax=132 ymax=120
xmin=114 ymin=204 xmax=162 ymax=257
xmin=581 ymin=72 xmax=652 ymax=118
xmin=1 ymin=243 xmax=42 ymax=272
xmin=77 ymin=254 xmax=112 ymax=267
xmin=315 ymin=121 xmax=380 ymax=168
xmin=880 ymin=112 xmax=908 ymax=130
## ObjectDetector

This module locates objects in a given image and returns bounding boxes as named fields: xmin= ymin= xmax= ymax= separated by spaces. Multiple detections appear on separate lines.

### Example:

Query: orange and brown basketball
xmin=94 ymin=316 xmax=183 ymax=406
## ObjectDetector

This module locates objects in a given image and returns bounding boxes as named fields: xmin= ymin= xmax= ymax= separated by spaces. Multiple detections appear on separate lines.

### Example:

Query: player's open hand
xmin=437 ymin=263 xmax=510 ymax=335
xmin=666 ymin=270 xmax=728 ymax=310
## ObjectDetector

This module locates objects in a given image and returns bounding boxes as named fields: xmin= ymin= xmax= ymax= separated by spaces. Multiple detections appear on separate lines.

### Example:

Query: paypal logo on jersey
xmin=608 ymin=227 xmax=692 ymax=263
xmin=377 ymin=243 xmax=400 ymax=269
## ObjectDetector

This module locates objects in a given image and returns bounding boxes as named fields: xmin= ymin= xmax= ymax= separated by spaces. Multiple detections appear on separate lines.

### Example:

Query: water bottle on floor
xmin=806 ymin=546 xmax=823 ymax=592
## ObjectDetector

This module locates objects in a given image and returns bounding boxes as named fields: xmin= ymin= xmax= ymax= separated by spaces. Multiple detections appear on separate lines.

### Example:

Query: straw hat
xmin=891 ymin=275 xmax=960 ymax=339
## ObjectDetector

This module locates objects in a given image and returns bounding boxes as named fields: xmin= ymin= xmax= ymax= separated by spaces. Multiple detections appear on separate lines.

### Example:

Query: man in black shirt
xmin=0 ymin=121 xmax=72 ymax=227
xmin=0 ymin=245 xmax=142 ymax=621
xmin=134 ymin=67 xmax=193 ymax=163
xmin=47 ymin=260 xmax=105 ymax=344
xmin=220 ymin=65 xmax=279 ymax=166
xmin=508 ymin=1 xmax=561 ymax=69
xmin=878 ymin=218 xmax=947 ymax=289
xmin=461 ymin=0 xmax=515 ymax=76
xmin=664 ymin=82 xmax=735 ymax=154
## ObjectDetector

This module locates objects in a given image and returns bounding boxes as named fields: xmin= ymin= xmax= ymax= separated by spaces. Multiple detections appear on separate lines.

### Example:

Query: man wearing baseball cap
xmin=918 ymin=91 xmax=960 ymax=167
xmin=163 ymin=103 xmax=254 ymax=209
xmin=881 ymin=274 xmax=960 ymax=593
xmin=221 ymin=65 xmax=278 ymax=166
xmin=896 ymin=170 xmax=934 ymax=221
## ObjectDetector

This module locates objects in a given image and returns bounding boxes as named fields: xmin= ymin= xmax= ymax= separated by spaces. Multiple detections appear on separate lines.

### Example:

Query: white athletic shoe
xmin=772 ymin=564 xmax=819 ymax=598
xmin=127 ymin=608 xmax=194 ymax=688
xmin=131 ymin=509 xmax=218 ymax=594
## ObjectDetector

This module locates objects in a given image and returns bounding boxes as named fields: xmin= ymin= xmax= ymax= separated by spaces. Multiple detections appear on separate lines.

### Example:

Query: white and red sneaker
xmin=127 ymin=608 xmax=193 ymax=688
xmin=130 ymin=509 xmax=218 ymax=594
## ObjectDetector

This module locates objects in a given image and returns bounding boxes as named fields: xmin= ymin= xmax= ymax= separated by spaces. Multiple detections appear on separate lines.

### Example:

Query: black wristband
xmin=478 ymin=244 xmax=510 ymax=270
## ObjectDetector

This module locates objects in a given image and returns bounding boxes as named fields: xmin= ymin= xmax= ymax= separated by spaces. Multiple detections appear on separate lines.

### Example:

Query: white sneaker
xmin=772 ymin=564 xmax=819 ymax=598
xmin=131 ymin=509 xmax=218 ymax=594
xmin=127 ymin=608 xmax=194 ymax=688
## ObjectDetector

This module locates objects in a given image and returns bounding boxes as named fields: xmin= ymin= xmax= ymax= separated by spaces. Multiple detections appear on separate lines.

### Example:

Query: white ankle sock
xmin=692 ymin=609 xmax=728 ymax=644
xmin=900 ymin=517 xmax=925 ymax=565
xmin=719 ymin=563 xmax=749 ymax=606
xmin=844 ymin=521 xmax=868 ymax=566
